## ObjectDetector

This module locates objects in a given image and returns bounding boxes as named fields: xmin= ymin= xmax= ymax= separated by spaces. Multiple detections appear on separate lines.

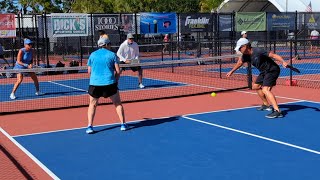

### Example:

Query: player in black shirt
xmin=227 ymin=38 xmax=288 ymax=118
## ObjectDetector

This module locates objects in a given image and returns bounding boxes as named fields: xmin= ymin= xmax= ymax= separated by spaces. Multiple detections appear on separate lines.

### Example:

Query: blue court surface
xmin=0 ymin=76 xmax=186 ymax=102
xmin=13 ymin=101 xmax=320 ymax=180
xmin=206 ymin=63 xmax=320 ymax=77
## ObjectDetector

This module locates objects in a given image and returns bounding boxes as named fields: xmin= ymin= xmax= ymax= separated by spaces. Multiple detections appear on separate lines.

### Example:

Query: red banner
xmin=0 ymin=14 xmax=16 ymax=38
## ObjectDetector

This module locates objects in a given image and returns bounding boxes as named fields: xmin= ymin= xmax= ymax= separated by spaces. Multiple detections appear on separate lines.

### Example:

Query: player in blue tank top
xmin=10 ymin=39 xmax=43 ymax=100
xmin=85 ymin=38 xmax=127 ymax=134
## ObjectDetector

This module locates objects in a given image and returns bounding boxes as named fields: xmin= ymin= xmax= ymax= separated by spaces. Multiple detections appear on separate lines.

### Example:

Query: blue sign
xmin=140 ymin=12 xmax=177 ymax=34
xmin=267 ymin=13 xmax=295 ymax=31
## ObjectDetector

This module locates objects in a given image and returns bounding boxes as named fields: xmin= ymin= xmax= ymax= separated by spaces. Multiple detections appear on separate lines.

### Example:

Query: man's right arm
xmin=226 ymin=58 xmax=244 ymax=77
xmin=117 ymin=44 xmax=127 ymax=62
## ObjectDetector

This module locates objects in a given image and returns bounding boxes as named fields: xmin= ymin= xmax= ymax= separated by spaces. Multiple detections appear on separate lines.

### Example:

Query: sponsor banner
xmin=140 ymin=12 xmax=177 ymax=34
xmin=236 ymin=12 xmax=266 ymax=31
xmin=180 ymin=14 xmax=212 ymax=33
xmin=267 ymin=13 xmax=295 ymax=31
xmin=218 ymin=15 xmax=232 ymax=31
xmin=121 ymin=14 xmax=135 ymax=34
xmin=0 ymin=14 xmax=16 ymax=38
xmin=51 ymin=13 xmax=88 ymax=37
xmin=305 ymin=13 xmax=320 ymax=29
xmin=93 ymin=14 xmax=120 ymax=35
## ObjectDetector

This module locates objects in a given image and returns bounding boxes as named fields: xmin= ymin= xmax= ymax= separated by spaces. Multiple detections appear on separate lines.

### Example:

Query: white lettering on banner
xmin=54 ymin=19 xmax=86 ymax=31
xmin=95 ymin=24 xmax=119 ymax=31
xmin=0 ymin=21 xmax=14 ymax=27
xmin=98 ymin=17 xmax=118 ymax=25
xmin=185 ymin=16 xmax=210 ymax=26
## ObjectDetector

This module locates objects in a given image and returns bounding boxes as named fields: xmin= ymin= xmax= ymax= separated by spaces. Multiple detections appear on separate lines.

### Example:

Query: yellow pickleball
xmin=211 ymin=92 xmax=216 ymax=97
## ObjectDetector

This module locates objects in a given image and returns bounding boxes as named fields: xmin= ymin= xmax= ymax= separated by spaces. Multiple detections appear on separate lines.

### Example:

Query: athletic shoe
xmin=120 ymin=123 xmax=128 ymax=131
xmin=35 ymin=91 xmax=45 ymax=96
xmin=138 ymin=83 xmax=145 ymax=89
xmin=10 ymin=93 xmax=16 ymax=100
xmin=86 ymin=126 xmax=94 ymax=134
xmin=265 ymin=111 xmax=283 ymax=119
xmin=257 ymin=105 xmax=273 ymax=111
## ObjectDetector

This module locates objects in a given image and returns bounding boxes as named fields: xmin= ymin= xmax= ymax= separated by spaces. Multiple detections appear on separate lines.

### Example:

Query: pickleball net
xmin=0 ymin=54 xmax=250 ymax=114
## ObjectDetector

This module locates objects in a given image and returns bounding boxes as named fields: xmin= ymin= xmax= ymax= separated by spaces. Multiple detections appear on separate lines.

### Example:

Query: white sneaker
xmin=35 ymin=91 xmax=44 ymax=96
xmin=138 ymin=83 xmax=145 ymax=89
xmin=10 ymin=93 xmax=16 ymax=100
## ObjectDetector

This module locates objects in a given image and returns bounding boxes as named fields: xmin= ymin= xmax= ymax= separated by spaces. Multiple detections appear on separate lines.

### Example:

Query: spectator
xmin=310 ymin=29 xmax=319 ymax=53
xmin=98 ymin=30 xmax=109 ymax=40
xmin=162 ymin=34 xmax=170 ymax=54
xmin=0 ymin=43 xmax=10 ymax=66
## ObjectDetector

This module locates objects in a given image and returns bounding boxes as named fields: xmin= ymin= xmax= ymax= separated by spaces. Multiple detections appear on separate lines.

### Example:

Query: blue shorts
xmin=14 ymin=63 xmax=28 ymax=69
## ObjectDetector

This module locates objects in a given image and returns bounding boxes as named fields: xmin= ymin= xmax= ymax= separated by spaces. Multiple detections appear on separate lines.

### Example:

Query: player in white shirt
xmin=117 ymin=33 xmax=144 ymax=88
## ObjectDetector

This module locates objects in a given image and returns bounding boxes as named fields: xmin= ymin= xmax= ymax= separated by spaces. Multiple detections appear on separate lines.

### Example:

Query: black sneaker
xmin=265 ymin=111 xmax=283 ymax=118
xmin=257 ymin=105 xmax=273 ymax=111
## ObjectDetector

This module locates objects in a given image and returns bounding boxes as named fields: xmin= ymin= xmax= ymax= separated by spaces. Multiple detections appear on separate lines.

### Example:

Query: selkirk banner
xmin=236 ymin=12 xmax=266 ymax=31
xmin=0 ymin=14 xmax=16 ymax=38
xmin=180 ymin=14 xmax=212 ymax=33
xmin=51 ymin=13 xmax=88 ymax=37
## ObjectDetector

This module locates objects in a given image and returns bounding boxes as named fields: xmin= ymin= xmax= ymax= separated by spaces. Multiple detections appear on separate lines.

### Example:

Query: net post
xmin=247 ymin=62 xmax=252 ymax=89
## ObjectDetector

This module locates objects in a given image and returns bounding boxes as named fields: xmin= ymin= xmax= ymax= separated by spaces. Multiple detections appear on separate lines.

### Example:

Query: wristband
xmin=23 ymin=63 xmax=28 ymax=67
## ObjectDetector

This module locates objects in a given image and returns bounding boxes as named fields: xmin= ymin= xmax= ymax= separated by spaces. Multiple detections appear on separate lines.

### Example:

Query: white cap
xmin=127 ymin=33 xmax=134 ymax=39
xmin=234 ymin=38 xmax=249 ymax=51
xmin=97 ymin=38 xmax=110 ymax=47
xmin=241 ymin=31 xmax=247 ymax=35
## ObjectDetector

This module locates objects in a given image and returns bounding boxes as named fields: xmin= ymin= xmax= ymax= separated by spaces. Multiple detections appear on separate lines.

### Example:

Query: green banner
xmin=236 ymin=12 xmax=266 ymax=31
xmin=51 ymin=13 xmax=88 ymax=37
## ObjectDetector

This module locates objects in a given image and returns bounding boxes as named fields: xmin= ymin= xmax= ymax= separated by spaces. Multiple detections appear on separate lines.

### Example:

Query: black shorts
xmin=255 ymin=66 xmax=280 ymax=87
xmin=88 ymin=83 xmax=118 ymax=98
xmin=119 ymin=61 xmax=141 ymax=72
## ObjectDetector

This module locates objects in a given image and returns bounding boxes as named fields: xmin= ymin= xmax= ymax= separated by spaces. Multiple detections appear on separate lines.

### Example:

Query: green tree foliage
xmin=0 ymin=0 xmax=19 ymax=13
xmin=0 ymin=0 xmax=223 ymax=14
xmin=200 ymin=0 xmax=224 ymax=12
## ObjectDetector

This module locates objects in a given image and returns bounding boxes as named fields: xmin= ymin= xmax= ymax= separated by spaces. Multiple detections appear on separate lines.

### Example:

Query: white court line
xmin=182 ymin=116 xmax=320 ymax=155
xmin=48 ymin=81 xmax=87 ymax=92
xmin=0 ymin=127 xmax=60 ymax=180
xmin=13 ymin=116 xmax=175 ymax=137
xmin=182 ymin=100 xmax=306 ymax=117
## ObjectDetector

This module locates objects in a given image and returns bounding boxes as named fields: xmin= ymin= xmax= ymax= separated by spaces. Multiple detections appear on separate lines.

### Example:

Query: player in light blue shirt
xmin=86 ymin=38 xmax=127 ymax=134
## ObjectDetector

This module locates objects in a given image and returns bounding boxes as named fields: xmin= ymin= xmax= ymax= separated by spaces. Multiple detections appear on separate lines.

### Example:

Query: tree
xmin=0 ymin=0 xmax=224 ymax=14
xmin=200 ymin=0 xmax=224 ymax=12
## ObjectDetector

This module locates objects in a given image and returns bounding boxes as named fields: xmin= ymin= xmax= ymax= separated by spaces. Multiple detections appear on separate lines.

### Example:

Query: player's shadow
xmin=279 ymin=104 xmax=320 ymax=116
xmin=128 ymin=116 xmax=180 ymax=130
xmin=94 ymin=116 xmax=180 ymax=133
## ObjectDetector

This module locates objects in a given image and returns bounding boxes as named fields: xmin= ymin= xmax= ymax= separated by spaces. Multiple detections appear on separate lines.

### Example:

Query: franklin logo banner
xmin=94 ymin=15 xmax=120 ymax=35
xmin=0 ymin=14 xmax=16 ymax=38
xmin=140 ymin=13 xmax=177 ymax=34
xmin=236 ymin=12 xmax=266 ymax=31
xmin=180 ymin=14 xmax=212 ymax=33
xmin=51 ymin=13 xmax=88 ymax=37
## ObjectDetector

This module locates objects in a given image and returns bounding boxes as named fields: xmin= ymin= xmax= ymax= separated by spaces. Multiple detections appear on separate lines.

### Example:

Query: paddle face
xmin=286 ymin=64 xmax=300 ymax=73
